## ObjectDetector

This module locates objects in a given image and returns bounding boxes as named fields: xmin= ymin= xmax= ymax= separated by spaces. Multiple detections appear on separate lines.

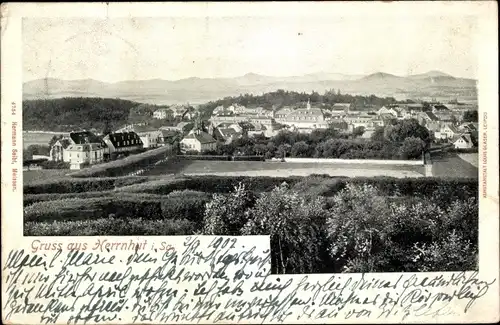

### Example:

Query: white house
xmin=453 ymin=134 xmax=474 ymax=149
xmin=66 ymin=143 xmax=106 ymax=170
xmin=153 ymin=108 xmax=174 ymax=120
xmin=279 ymin=101 xmax=329 ymax=129
xmin=180 ymin=129 xmax=217 ymax=153
xmin=439 ymin=125 xmax=461 ymax=139
xmin=377 ymin=106 xmax=398 ymax=117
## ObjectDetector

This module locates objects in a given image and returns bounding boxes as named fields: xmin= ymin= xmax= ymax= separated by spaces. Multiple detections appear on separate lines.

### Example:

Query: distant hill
xmin=362 ymin=72 xmax=402 ymax=81
xmin=22 ymin=97 xmax=142 ymax=132
xmin=23 ymin=70 xmax=477 ymax=105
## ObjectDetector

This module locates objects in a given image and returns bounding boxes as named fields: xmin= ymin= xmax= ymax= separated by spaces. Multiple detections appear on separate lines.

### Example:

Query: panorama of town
xmin=25 ymin=97 xmax=478 ymax=171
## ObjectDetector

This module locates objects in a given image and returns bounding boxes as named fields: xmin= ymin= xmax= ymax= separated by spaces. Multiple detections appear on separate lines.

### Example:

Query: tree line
xmin=206 ymin=119 xmax=430 ymax=160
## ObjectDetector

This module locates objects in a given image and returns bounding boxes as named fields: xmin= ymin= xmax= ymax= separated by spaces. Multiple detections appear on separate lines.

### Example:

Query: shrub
xmin=23 ymin=176 xmax=150 ymax=194
xmin=24 ymin=197 xmax=163 ymax=222
xmin=25 ymin=217 xmax=197 ymax=236
xmin=68 ymin=146 xmax=173 ymax=178
xmin=40 ymin=161 xmax=70 ymax=169
xmin=411 ymin=231 xmax=478 ymax=272
xmin=162 ymin=190 xmax=212 ymax=224
xmin=242 ymin=183 xmax=328 ymax=274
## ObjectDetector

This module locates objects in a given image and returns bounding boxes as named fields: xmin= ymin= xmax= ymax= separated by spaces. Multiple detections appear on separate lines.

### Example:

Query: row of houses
xmin=152 ymin=104 xmax=197 ymax=120
xmin=50 ymin=128 xmax=179 ymax=170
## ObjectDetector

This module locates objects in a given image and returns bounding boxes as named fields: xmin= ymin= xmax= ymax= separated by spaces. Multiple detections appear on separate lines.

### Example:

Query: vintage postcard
xmin=1 ymin=1 xmax=499 ymax=324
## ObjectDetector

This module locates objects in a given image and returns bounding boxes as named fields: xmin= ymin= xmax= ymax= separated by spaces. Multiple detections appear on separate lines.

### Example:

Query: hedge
xmin=25 ymin=217 xmax=197 ymax=236
xmin=24 ymin=190 xmax=213 ymax=224
xmin=23 ymin=191 xmax=170 ymax=207
xmin=180 ymin=155 xmax=231 ymax=161
xmin=23 ymin=176 xmax=151 ymax=194
xmin=232 ymin=155 xmax=265 ymax=161
xmin=445 ymin=147 xmax=479 ymax=154
xmin=115 ymin=175 xmax=477 ymax=203
xmin=117 ymin=175 xmax=304 ymax=195
xmin=24 ymin=197 xmax=164 ymax=222
xmin=68 ymin=146 xmax=173 ymax=178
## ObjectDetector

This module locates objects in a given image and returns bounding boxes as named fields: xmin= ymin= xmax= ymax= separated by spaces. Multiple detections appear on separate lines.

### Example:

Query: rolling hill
xmin=23 ymin=71 xmax=477 ymax=105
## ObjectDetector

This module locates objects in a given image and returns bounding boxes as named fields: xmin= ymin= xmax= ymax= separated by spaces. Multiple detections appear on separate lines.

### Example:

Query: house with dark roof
xmin=180 ymin=129 xmax=217 ymax=153
xmin=103 ymin=132 xmax=144 ymax=154
xmin=158 ymin=129 xmax=179 ymax=150
xmin=214 ymin=127 xmax=242 ymax=144
xmin=116 ymin=125 xmax=162 ymax=148
xmin=432 ymin=104 xmax=450 ymax=113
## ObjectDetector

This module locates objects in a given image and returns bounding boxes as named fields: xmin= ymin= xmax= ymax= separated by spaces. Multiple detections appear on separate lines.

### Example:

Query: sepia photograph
xmin=22 ymin=14 xmax=479 ymax=275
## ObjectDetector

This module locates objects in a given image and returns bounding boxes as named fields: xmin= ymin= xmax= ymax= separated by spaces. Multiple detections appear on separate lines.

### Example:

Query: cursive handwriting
xmin=2 ymin=237 xmax=496 ymax=324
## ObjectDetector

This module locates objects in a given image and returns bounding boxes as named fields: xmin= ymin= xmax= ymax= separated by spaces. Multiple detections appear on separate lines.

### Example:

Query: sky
xmin=23 ymin=15 xmax=479 ymax=82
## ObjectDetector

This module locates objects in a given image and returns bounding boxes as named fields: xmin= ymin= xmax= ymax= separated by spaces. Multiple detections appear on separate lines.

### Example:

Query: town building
xmin=377 ymin=106 xmax=398 ymax=117
xmin=214 ymin=127 xmax=242 ymax=144
xmin=279 ymin=100 xmax=329 ymax=130
xmin=180 ymin=129 xmax=217 ymax=153
xmin=158 ymin=129 xmax=179 ymax=150
xmin=153 ymin=108 xmax=174 ymax=120
xmin=66 ymin=143 xmax=107 ymax=170
xmin=453 ymin=134 xmax=474 ymax=149
xmin=435 ymin=124 xmax=461 ymax=140
xmin=103 ymin=132 xmax=144 ymax=154
xmin=116 ymin=125 xmax=162 ymax=148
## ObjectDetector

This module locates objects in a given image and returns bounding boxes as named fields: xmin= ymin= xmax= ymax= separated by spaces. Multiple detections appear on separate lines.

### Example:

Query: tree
xmin=325 ymin=183 xmax=393 ymax=272
xmin=241 ymin=183 xmax=327 ymax=274
xmin=48 ymin=135 xmax=63 ymax=148
xmin=25 ymin=144 xmax=51 ymax=158
xmin=398 ymin=137 xmax=426 ymax=159
xmin=371 ymin=127 xmax=385 ymax=142
xmin=291 ymin=141 xmax=311 ymax=157
xmin=277 ymin=143 xmax=291 ymax=158
xmin=463 ymin=110 xmax=478 ymax=122
xmin=352 ymin=126 xmax=365 ymax=138
xmin=384 ymin=119 xmax=432 ymax=147
xmin=202 ymin=183 xmax=255 ymax=235
xmin=102 ymin=120 xmax=112 ymax=136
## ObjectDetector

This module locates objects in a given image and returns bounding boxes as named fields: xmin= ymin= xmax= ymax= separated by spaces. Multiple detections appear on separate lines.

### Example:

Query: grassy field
xmin=458 ymin=153 xmax=479 ymax=168
xmin=23 ymin=132 xmax=68 ymax=148
xmin=23 ymin=169 xmax=70 ymax=185
xmin=431 ymin=152 xmax=478 ymax=178
xmin=144 ymin=160 xmax=424 ymax=178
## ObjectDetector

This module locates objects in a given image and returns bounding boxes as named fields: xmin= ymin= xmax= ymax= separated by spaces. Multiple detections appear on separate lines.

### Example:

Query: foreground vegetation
xmin=24 ymin=174 xmax=478 ymax=273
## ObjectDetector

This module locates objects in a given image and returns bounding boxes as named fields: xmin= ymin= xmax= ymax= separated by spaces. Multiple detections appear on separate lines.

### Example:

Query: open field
xmin=144 ymin=160 xmax=424 ymax=178
xmin=23 ymin=169 xmax=70 ymax=185
xmin=431 ymin=152 xmax=478 ymax=178
xmin=458 ymin=153 xmax=479 ymax=168
xmin=23 ymin=132 xmax=68 ymax=148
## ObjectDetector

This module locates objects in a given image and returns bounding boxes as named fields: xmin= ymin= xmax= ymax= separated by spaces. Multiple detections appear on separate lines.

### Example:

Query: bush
xmin=68 ymin=146 xmax=173 ymax=177
xmin=232 ymin=155 xmax=265 ymax=161
xmin=411 ymin=231 xmax=478 ymax=272
xmin=23 ymin=176 xmax=150 ymax=194
xmin=40 ymin=161 xmax=70 ymax=169
xmin=24 ymin=217 xmax=197 ymax=236
xmin=162 ymin=190 xmax=212 ymax=224
xmin=24 ymin=197 xmax=163 ymax=222
xmin=117 ymin=175 xmax=304 ymax=195
xmin=180 ymin=155 xmax=231 ymax=161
